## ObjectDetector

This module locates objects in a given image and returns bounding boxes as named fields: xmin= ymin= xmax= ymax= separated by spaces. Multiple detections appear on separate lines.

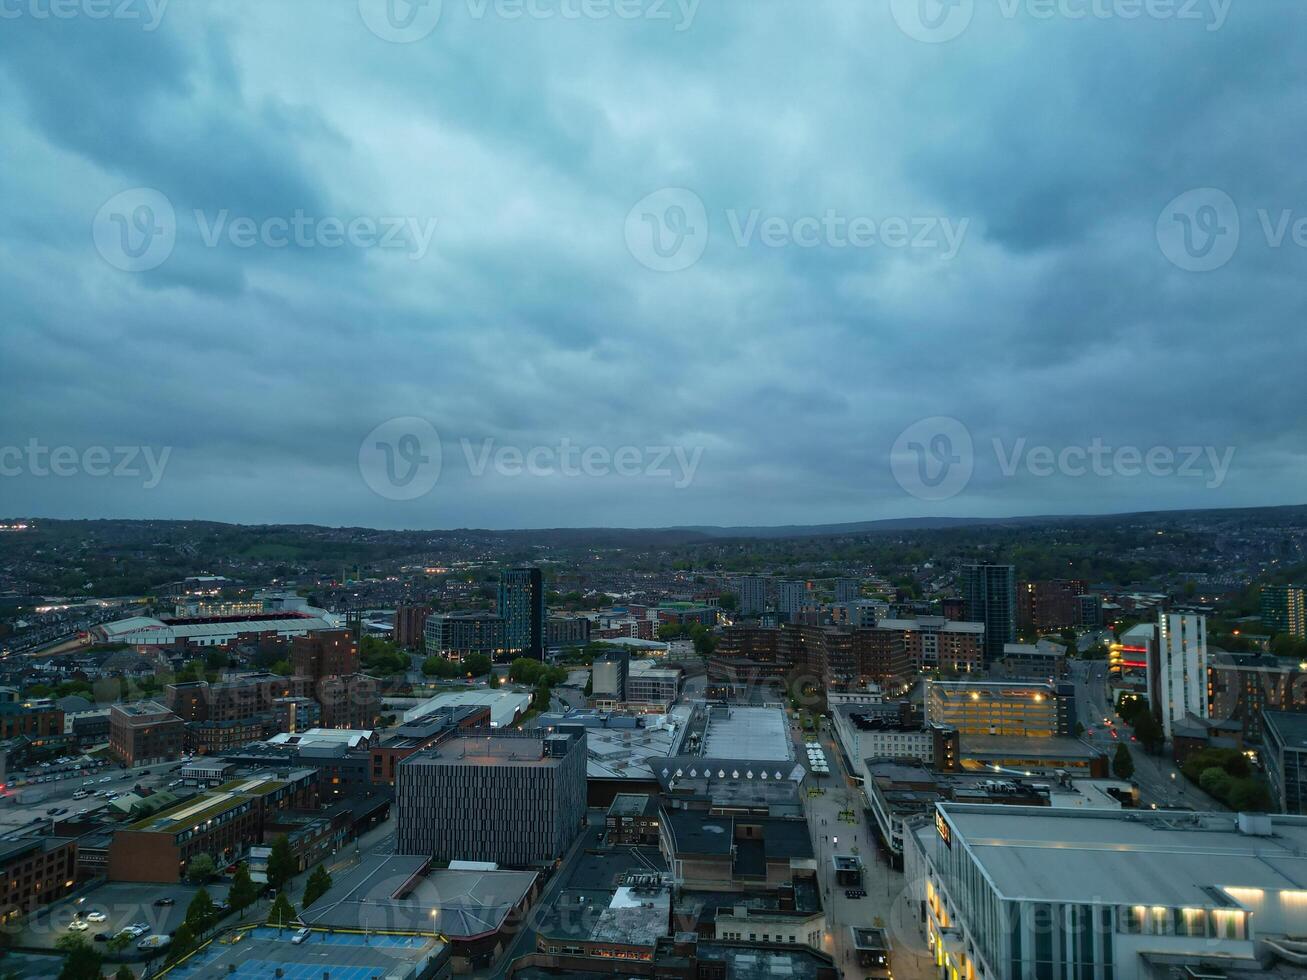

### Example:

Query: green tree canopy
xmin=55 ymin=935 xmax=104 ymax=980
xmin=185 ymin=853 xmax=215 ymax=883
xmin=302 ymin=863 xmax=334 ymax=908
xmin=267 ymin=892 xmax=297 ymax=929
xmin=266 ymin=834 xmax=296 ymax=893
xmin=185 ymin=887 xmax=216 ymax=934
xmin=228 ymin=861 xmax=258 ymax=917
xmin=1112 ymin=743 xmax=1135 ymax=781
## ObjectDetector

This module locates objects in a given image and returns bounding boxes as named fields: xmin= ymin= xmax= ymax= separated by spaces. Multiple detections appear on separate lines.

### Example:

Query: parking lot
xmin=20 ymin=880 xmax=235 ymax=952
xmin=0 ymin=758 xmax=195 ymax=834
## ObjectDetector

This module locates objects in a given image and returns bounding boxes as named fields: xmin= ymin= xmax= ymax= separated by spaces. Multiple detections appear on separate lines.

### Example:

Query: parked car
xmin=153 ymin=898 xmax=175 ymax=907
xmin=68 ymin=919 xmax=89 ymax=932
xmin=85 ymin=911 xmax=107 ymax=923
xmin=291 ymin=928 xmax=311 ymax=945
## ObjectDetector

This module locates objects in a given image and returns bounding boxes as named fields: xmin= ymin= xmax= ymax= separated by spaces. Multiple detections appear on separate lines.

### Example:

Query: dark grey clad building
xmin=498 ymin=567 xmax=545 ymax=659
xmin=395 ymin=729 xmax=586 ymax=866
xmin=962 ymin=562 xmax=1016 ymax=664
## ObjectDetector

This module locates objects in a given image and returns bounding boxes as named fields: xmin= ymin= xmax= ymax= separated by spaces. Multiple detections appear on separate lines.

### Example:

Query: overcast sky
xmin=1 ymin=0 xmax=1304 ymax=530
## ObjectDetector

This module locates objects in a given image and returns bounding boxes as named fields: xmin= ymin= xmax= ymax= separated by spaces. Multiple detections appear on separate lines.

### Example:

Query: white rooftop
xmin=404 ymin=689 xmax=531 ymax=728
xmin=933 ymin=804 xmax=1307 ymax=910
xmin=702 ymin=705 xmax=792 ymax=762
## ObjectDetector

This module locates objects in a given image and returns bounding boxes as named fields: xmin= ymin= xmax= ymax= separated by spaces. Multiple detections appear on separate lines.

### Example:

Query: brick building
xmin=109 ymin=700 xmax=185 ymax=767
xmin=0 ymin=837 xmax=77 ymax=921
xmin=291 ymin=629 xmax=359 ymax=680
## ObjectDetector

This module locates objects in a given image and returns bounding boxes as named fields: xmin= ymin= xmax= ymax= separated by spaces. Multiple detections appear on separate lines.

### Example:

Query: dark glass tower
xmin=962 ymin=562 xmax=1016 ymax=664
xmin=499 ymin=567 xmax=545 ymax=659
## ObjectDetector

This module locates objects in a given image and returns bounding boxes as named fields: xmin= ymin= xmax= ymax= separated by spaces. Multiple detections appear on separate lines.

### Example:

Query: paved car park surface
xmin=20 ymin=880 xmax=233 ymax=952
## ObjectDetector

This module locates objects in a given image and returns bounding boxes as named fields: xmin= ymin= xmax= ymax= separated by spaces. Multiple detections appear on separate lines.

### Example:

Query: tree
xmin=272 ymin=659 xmax=293 ymax=677
xmin=422 ymin=656 xmax=457 ymax=679
xmin=185 ymin=887 xmax=216 ymax=935
xmin=1199 ymin=766 xmax=1234 ymax=799
xmin=462 ymin=653 xmax=492 ymax=677
xmin=266 ymin=834 xmax=296 ymax=894
xmin=1131 ymin=711 xmax=1164 ymax=754
xmin=302 ymin=863 xmax=333 ymax=908
xmin=267 ymin=892 xmax=297 ymax=929
xmin=1112 ymin=743 xmax=1135 ymax=781
xmin=228 ymin=862 xmax=258 ymax=917
xmin=55 ymin=935 xmax=104 ymax=980
xmin=169 ymin=921 xmax=197 ymax=961
xmin=185 ymin=853 xmax=215 ymax=883
xmin=115 ymin=967 xmax=135 ymax=980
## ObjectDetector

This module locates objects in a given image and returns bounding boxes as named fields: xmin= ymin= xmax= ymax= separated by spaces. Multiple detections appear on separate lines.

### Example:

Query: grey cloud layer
xmin=0 ymin=0 xmax=1304 ymax=528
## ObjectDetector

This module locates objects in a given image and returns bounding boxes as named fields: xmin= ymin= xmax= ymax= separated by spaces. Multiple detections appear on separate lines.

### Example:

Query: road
xmin=797 ymin=719 xmax=932 ymax=980
xmin=1068 ymin=660 xmax=1217 ymax=811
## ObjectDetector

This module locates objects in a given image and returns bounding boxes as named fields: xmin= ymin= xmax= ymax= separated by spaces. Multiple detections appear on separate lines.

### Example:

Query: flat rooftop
xmin=159 ymin=925 xmax=445 ymax=979
xmin=701 ymin=705 xmax=792 ymax=762
xmin=299 ymin=853 xmax=537 ymax=938
xmin=934 ymin=804 xmax=1307 ymax=909
xmin=1265 ymin=710 xmax=1307 ymax=747
xmin=406 ymin=732 xmax=573 ymax=768
xmin=403 ymin=689 xmax=531 ymax=728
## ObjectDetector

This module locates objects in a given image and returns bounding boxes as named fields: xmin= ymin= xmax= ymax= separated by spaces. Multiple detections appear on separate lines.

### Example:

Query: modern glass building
xmin=961 ymin=563 xmax=1015 ymax=664
xmin=907 ymin=803 xmax=1307 ymax=980
xmin=498 ymin=567 xmax=545 ymax=659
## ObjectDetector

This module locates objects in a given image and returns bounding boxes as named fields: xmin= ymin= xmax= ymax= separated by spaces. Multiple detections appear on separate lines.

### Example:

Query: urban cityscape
xmin=3 ymin=2 xmax=1307 ymax=979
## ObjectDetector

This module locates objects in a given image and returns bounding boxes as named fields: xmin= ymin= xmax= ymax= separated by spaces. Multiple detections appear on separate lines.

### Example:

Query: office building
xmin=606 ymin=793 xmax=661 ymax=845
xmin=962 ymin=563 xmax=1016 ymax=664
xmin=832 ymin=705 xmax=958 ymax=771
xmin=833 ymin=578 xmax=861 ymax=603
xmin=108 ymin=700 xmax=185 ymax=767
xmin=1262 ymin=583 xmax=1307 ymax=638
xmin=0 ymin=700 xmax=64 ymax=744
xmin=1263 ymin=710 xmax=1307 ymax=814
xmin=591 ymin=649 xmax=631 ymax=704
xmin=926 ymin=679 xmax=1068 ymax=738
xmin=291 ymin=628 xmax=358 ymax=680
xmin=876 ymin=617 xmax=985 ymax=674
xmin=424 ymin=611 xmax=507 ymax=660
xmin=625 ymin=664 xmax=681 ymax=707
xmin=546 ymin=615 xmax=591 ymax=648
xmin=1017 ymin=579 xmax=1088 ymax=633
xmin=108 ymin=768 xmax=318 ymax=882
xmin=396 ymin=730 xmax=586 ymax=866
xmin=1210 ymin=652 xmax=1307 ymax=741
xmin=314 ymin=672 xmax=380 ymax=730
xmin=1153 ymin=612 xmax=1209 ymax=739
xmin=393 ymin=604 xmax=433 ymax=650
xmin=735 ymin=575 xmax=768 ymax=616
xmin=907 ymin=803 xmax=1307 ymax=980
xmin=1000 ymin=641 xmax=1068 ymax=679
xmin=0 ymin=837 xmax=77 ymax=921
xmin=498 ymin=567 xmax=545 ymax=659
xmin=1078 ymin=592 xmax=1103 ymax=628
xmin=777 ymin=580 xmax=806 ymax=623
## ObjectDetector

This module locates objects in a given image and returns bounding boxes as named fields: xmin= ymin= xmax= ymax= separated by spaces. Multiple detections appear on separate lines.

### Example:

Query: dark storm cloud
xmin=0 ymin=0 xmax=1304 ymax=528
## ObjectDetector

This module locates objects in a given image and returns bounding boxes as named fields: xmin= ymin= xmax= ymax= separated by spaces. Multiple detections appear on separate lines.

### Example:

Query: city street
xmin=1068 ymin=660 xmax=1218 ymax=811
xmin=799 ymin=719 xmax=932 ymax=980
